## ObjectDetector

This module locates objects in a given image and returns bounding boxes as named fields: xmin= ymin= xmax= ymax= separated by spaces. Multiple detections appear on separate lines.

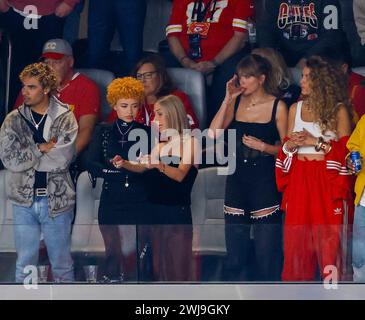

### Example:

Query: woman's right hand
xmin=286 ymin=132 xmax=303 ymax=150
xmin=110 ymin=155 xmax=124 ymax=169
xmin=224 ymin=74 xmax=243 ymax=103
xmin=346 ymin=157 xmax=356 ymax=175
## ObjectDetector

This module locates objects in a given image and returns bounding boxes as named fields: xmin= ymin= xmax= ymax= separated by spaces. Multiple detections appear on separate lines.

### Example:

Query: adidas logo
xmin=334 ymin=208 xmax=342 ymax=215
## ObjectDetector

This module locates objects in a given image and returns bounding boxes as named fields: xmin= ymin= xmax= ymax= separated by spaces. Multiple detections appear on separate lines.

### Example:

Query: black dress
xmin=86 ymin=120 xmax=151 ymax=225
xmin=143 ymin=155 xmax=198 ymax=225
xmin=223 ymin=97 xmax=283 ymax=281
xmin=225 ymin=98 xmax=281 ymax=217
xmin=142 ymin=155 xmax=198 ymax=281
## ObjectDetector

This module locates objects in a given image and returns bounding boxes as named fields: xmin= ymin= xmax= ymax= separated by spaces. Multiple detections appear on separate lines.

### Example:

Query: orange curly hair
xmin=107 ymin=77 xmax=145 ymax=107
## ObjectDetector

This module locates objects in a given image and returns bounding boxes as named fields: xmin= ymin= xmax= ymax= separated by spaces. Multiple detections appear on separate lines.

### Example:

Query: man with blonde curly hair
xmin=14 ymin=39 xmax=101 ymax=182
xmin=0 ymin=62 xmax=78 ymax=283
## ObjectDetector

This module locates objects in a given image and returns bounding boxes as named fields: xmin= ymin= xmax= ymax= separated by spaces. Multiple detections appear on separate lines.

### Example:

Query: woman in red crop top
xmin=276 ymin=56 xmax=353 ymax=281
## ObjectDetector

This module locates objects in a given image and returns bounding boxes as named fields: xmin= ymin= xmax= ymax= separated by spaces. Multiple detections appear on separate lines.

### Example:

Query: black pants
xmin=0 ymin=8 xmax=64 ymax=108
xmin=223 ymin=211 xmax=283 ymax=281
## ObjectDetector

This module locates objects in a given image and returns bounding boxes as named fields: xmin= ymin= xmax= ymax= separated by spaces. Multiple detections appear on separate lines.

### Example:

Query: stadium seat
xmin=76 ymin=68 xmax=115 ymax=121
xmin=353 ymin=66 xmax=365 ymax=77
xmin=167 ymin=68 xmax=207 ymax=129
xmin=191 ymin=167 xmax=227 ymax=256
xmin=71 ymin=171 xmax=105 ymax=253
xmin=71 ymin=171 xmax=137 ymax=257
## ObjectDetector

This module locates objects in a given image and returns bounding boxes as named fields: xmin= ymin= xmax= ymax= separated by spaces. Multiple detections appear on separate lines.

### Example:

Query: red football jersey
xmin=166 ymin=0 xmax=253 ymax=62
xmin=14 ymin=73 xmax=101 ymax=123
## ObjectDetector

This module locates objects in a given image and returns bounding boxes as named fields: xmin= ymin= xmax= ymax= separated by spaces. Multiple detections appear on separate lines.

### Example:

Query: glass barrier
xmin=0 ymin=222 xmax=357 ymax=284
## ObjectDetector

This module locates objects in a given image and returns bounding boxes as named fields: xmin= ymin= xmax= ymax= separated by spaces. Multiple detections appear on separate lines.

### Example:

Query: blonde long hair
xmin=155 ymin=95 xmax=189 ymax=134
xmin=305 ymin=56 xmax=352 ymax=133
xmin=252 ymin=47 xmax=293 ymax=91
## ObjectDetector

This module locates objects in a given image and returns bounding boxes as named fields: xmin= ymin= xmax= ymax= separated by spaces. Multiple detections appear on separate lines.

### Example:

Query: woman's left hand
xmin=295 ymin=128 xmax=317 ymax=147
xmin=242 ymin=135 xmax=266 ymax=152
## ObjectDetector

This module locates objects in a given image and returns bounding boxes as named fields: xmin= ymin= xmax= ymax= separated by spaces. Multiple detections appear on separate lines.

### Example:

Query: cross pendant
xmin=118 ymin=138 xmax=127 ymax=148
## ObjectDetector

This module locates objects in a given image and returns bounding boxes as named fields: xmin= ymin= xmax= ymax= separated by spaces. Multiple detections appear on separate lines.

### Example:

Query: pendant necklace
xmin=116 ymin=121 xmax=134 ymax=148
xmin=246 ymin=96 xmax=268 ymax=111
xmin=30 ymin=110 xmax=47 ymax=130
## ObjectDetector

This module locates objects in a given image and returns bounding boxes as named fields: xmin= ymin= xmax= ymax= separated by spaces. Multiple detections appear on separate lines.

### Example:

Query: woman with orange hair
xmin=86 ymin=77 xmax=150 ymax=282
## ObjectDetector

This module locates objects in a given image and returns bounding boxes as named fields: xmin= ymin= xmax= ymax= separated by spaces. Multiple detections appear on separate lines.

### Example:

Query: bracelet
xmin=180 ymin=56 xmax=189 ymax=64
xmin=314 ymin=137 xmax=324 ymax=152
xmin=321 ymin=141 xmax=332 ymax=154
xmin=314 ymin=137 xmax=332 ymax=154
xmin=282 ymin=141 xmax=298 ymax=156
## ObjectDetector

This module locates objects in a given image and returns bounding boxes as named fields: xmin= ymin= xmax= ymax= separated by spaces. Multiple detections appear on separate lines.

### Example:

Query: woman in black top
xmin=119 ymin=94 xmax=199 ymax=281
xmin=209 ymin=54 xmax=288 ymax=281
xmin=86 ymin=77 xmax=149 ymax=282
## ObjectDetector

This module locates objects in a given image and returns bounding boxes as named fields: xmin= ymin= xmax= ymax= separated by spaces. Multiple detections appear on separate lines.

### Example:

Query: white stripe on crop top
xmin=292 ymin=101 xmax=337 ymax=154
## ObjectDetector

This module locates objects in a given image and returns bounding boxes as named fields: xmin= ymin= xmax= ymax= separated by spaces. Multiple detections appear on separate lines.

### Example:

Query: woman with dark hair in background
xmin=107 ymin=54 xmax=199 ymax=129
xmin=209 ymin=54 xmax=288 ymax=281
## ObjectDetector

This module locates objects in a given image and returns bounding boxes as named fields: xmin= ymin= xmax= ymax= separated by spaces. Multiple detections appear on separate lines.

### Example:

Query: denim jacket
xmin=0 ymin=96 xmax=78 ymax=216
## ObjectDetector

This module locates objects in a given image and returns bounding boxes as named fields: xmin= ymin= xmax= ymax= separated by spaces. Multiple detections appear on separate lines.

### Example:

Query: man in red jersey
xmin=164 ymin=0 xmax=254 ymax=122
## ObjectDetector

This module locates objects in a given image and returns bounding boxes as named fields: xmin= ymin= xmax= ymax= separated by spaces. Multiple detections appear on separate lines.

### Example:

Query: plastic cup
xmin=83 ymin=265 xmax=98 ymax=283
xmin=37 ymin=265 xmax=49 ymax=283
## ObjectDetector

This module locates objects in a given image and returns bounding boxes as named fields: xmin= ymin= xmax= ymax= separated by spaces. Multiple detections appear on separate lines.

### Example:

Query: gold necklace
xmin=245 ymin=96 xmax=268 ymax=110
